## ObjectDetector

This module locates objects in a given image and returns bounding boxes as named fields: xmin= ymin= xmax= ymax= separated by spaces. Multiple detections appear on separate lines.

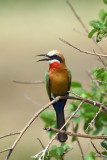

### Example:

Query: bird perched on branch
xmin=37 ymin=50 xmax=71 ymax=142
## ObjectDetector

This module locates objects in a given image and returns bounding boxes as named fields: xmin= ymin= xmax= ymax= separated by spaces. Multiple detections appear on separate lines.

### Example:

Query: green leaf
xmin=72 ymin=123 xmax=78 ymax=142
xmin=68 ymin=103 xmax=76 ymax=112
xmin=61 ymin=143 xmax=72 ymax=150
xmin=99 ymin=9 xmax=105 ymax=21
xmin=103 ymin=127 xmax=107 ymax=135
xmin=71 ymin=81 xmax=82 ymax=88
xmin=88 ymin=29 xmax=97 ymax=38
xmin=101 ymin=140 xmax=107 ymax=150
xmin=49 ymin=145 xmax=64 ymax=159
xmin=90 ymin=20 xmax=101 ymax=29
xmin=84 ymin=152 xmax=96 ymax=160
xmin=40 ymin=109 xmax=55 ymax=125
xmin=103 ymin=0 xmax=107 ymax=4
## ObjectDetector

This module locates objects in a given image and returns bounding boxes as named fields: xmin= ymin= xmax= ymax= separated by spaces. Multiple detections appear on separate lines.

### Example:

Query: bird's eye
xmin=51 ymin=55 xmax=62 ymax=63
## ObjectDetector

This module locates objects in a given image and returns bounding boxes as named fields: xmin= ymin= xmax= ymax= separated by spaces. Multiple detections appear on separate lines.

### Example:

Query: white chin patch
xmin=49 ymin=59 xmax=60 ymax=64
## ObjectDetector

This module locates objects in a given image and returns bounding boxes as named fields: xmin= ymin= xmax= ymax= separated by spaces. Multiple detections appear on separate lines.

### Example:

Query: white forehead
xmin=47 ymin=50 xmax=57 ymax=56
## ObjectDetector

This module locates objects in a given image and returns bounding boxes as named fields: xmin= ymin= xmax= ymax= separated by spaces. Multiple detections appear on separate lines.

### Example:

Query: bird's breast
xmin=49 ymin=68 xmax=69 ymax=96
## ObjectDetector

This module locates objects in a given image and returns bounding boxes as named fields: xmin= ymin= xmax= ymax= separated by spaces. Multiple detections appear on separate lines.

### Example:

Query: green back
xmin=45 ymin=71 xmax=50 ymax=99
xmin=68 ymin=67 xmax=72 ymax=90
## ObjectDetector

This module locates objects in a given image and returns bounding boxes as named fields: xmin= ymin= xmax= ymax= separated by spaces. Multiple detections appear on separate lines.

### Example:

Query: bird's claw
xmin=51 ymin=93 xmax=58 ymax=102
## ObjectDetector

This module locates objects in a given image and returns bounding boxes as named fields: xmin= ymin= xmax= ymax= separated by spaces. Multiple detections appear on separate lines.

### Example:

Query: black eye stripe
xmin=51 ymin=55 xmax=62 ymax=62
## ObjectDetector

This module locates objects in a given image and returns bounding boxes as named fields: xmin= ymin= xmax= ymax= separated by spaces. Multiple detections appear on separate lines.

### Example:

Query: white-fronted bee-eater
xmin=37 ymin=50 xmax=71 ymax=142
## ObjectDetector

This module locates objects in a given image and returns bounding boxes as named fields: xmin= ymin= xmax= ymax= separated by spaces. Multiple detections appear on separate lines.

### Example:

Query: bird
xmin=37 ymin=50 xmax=71 ymax=142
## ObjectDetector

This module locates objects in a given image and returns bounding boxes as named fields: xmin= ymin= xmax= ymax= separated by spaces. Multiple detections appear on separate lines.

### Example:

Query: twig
xmin=87 ymin=70 xmax=100 ymax=88
xmin=92 ymin=80 xmax=107 ymax=85
xmin=91 ymin=140 xmax=107 ymax=158
xmin=33 ymin=100 xmax=84 ymax=160
xmin=4 ymin=95 xmax=107 ymax=160
xmin=37 ymin=138 xmax=45 ymax=149
xmin=85 ymin=105 xmax=102 ymax=133
xmin=24 ymin=93 xmax=43 ymax=107
xmin=0 ymin=148 xmax=12 ymax=154
xmin=66 ymin=0 xmax=88 ymax=33
xmin=44 ymin=128 xmax=107 ymax=139
xmin=5 ymin=96 xmax=61 ymax=160
xmin=71 ymin=122 xmax=84 ymax=160
xmin=59 ymin=38 xmax=107 ymax=57
xmin=66 ymin=0 xmax=107 ymax=56
xmin=72 ymin=28 xmax=87 ymax=36
xmin=12 ymin=80 xmax=44 ymax=84
xmin=0 ymin=132 xmax=20 ymax=139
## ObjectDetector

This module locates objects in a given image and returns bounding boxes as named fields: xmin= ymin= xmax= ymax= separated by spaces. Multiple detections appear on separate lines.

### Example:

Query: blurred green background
xmin=0 ymin=0 xmax=106 ymax=159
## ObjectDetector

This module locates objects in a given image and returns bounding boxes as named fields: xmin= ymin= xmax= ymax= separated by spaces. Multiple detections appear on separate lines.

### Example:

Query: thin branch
xmin=37 ymin=138 xmax=45 ymax=149
xmin=12 ymin=80 xmax=44 ymax=84
xmin=66 ymin=0 xmax=88 ymax=33
xmin=91 ymin=140 xmax=107 ymax=158
xmin=44 ymin=128 xmax=107 ymax=139
xmin=72 ymin=28 xmax=87 ymax=36
xmin=4 ymin=95 xmax=107 ymax=160
xmin=85 ymin=105 xmax=102 ymax=133
xmin=0 ymin=132 xmax=20 ymax=139
xmin=93 ymin=80 xmax=107 ymax=85
xmin=59 ymin=38 xmax=107 ymax=57
xmin=0 ymin=148 xmax=11 ymax=154
xmin=5 ymin=96 xmax=61 ymax=160
xmin=71 ymin=122 xmax=84 ymax=160
xmin=66 ymin=0 xmax=107 ymax=56
xmin=24 ymin=93 xmax=43 ymax=107
xmin=33 ymin=100 xmax=84 ymax=160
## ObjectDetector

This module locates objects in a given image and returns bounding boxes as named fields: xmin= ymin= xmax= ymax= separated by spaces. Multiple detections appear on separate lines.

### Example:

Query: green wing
xmin=45 ymin=71 xmax=50 ymax=99
xmin=68 ymin=68 xmax=72 ymax=90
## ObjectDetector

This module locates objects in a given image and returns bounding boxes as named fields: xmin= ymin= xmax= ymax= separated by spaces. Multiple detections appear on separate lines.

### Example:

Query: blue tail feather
xmin=53 ymin=99 xmax=67 ymax=115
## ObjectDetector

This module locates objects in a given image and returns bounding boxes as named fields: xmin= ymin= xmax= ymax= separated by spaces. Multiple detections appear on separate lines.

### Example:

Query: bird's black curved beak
xmin=36 ymin=54 xmax=51 ymax=62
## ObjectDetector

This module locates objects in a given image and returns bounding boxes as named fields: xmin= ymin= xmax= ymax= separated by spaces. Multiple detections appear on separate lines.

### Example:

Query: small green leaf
xmin=84 ymin=152 xmax=96 ymax=160
xmin=103 ymin=0 xmax=107 ymax=4
xmin=49 ymin=145 xmax=64 ymax=159
xmin=71 ymin=81 xmax=82 ymax=88
xmin=101 ymin=140 xmax=107 ymax=150
xmin=90 ymin=20 xmax=101 ymax=29
xmin=103 ymin=127 xmax=107 ymax=135
xmin=99 ymin=9 xmax=105 ymax=21
xmin=68 ymin=103 xmax=76 ymax=112
xmin=88 ymin=29 xmax=97 ymax=38
xmin=61 ymin=143 xmax=72 ymax=151
xmin=40 ymin=109 xmax=55 ymax=125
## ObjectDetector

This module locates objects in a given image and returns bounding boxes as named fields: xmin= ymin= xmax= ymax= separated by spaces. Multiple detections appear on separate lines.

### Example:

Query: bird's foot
xmin=51 ymin=93 xmax=58 ymax=102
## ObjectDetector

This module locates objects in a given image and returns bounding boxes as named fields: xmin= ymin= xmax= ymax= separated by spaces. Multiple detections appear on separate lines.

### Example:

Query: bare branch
xmin=37 ymin=138 xmax=45 ymax=149
xmin=4 ymin=95 xmax=107 ymax=160
xmin=91 ymin=140 xmax=107 ymax=158
xmin=44 ymin=128 xmax=107 ymax=139
xmin=59 ymin=38 xmax=107 ymax=57
xmin=5 ymin=96 xmax=61 ymax=160
xmin=24 ymin=93 xmax=43 ymax=107
xmin=0 ymin=148 xmax=11 ymax=154
xmin=92 ymin=80 xmax=107 ymax=85
xmin=71 ymin=122 xmax=84 ymax=160
xmin=33 ymin=100 xmax=84 ymax=159
xmin=66 ymin=0 xmax=107 ymax=56
xmin=0 ymin=132 xmax=20 ymax=139
xmin=12 ymin=80 xmax=44 ymax=84
xmin=66 ymin=0 xmax=88 ymax=33
xmin=85 ymin=105 xmax=102 ymax=133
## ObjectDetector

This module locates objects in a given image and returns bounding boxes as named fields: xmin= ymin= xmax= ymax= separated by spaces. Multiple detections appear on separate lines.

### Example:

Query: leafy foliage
xmin=39 ymin=66 xmax=107 ymax=160
xmin=38 ymin=1 xmax=107 ymax=160
xmin=88 ymin=8 xmax=107 ymax=42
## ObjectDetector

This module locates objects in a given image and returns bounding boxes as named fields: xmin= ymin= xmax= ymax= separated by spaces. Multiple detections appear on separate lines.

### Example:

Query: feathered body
xmin=38 ymin=50 xmax=71 ymax=142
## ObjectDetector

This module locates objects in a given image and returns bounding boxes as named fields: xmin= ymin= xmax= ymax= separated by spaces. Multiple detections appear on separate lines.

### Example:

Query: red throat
xmin=49 ymin=62 xmax=60 ymax=70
